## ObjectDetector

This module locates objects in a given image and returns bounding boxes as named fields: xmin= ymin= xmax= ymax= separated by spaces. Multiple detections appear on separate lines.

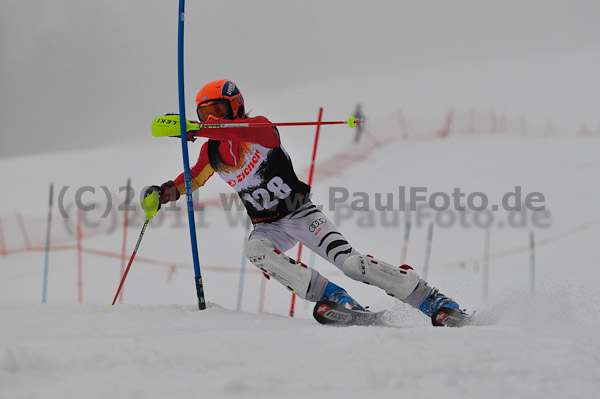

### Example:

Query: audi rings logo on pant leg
xmin=309 ymin=218 xmax=328 ymax=232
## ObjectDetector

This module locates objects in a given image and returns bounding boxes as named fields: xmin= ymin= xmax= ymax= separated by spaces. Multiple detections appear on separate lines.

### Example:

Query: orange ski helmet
xmin=195 ymin=79 xmax=245 ymax=121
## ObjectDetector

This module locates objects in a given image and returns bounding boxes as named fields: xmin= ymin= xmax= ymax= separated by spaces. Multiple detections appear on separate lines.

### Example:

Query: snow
xmin=2 ymin=294 xmax=599 ymax=398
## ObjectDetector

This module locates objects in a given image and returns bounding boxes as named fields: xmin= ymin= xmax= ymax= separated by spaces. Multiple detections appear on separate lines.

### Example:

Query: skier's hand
xmin=162 ymin=113 xmax=197 ymax=141
xmin=142 ymin=181 xmax=180 ymax=211
xmin=159 ymin=180 xmax=180 ymax=203
xmin=186 ymin=130 xmax=197 ymax=142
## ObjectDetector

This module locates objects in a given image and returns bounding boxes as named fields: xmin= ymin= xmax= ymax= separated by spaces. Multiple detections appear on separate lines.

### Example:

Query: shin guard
xmin=342 ymin=255 xmax=420 ymax=300
xmin=245 ymin=239 xmax=312 ymax=300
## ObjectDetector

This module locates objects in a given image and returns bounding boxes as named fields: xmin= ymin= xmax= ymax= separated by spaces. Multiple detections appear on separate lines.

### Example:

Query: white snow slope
xmin=1 ymin=116 xmax=599 ymax=398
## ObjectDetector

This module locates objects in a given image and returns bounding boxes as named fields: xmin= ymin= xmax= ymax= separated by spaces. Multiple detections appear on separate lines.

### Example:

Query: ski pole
xmin=152 ymin=115 xmax=362 ymax=138
xmin=110 ymin=192 xmax=158 ymax=305
xmin=191 ymin=118 xmax=361 ymax=129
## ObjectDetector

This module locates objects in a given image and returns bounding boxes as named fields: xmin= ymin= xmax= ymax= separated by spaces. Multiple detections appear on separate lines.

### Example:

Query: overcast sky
xmin=1 ymin=0 xmax=599 ymax=157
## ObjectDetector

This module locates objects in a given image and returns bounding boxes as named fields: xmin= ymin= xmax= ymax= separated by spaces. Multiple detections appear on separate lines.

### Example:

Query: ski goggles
xmin=196 ymin=100 xmax=233 ymax=121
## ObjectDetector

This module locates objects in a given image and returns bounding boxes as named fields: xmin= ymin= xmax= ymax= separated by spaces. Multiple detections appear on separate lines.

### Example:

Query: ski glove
xmin=186 ymin=130 xmax=197 ymax=142
xmin=168 ymin=130 xmax=196 ymax=142
xmin=143 ymin=180 xmax=181 ymax=211
xmin=159 ymin=180 xmax=181 ymax=203
xmin=163 ymin=113 xmax=197 ymax=142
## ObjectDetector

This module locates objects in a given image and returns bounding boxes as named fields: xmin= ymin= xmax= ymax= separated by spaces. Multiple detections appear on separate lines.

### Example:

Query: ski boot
xmin=314 ymin=282 xmax=387 ymax=326
xmin=419 ymin=287 xmax=470 ymax=327
xmin=321 ymin=282 xmax=364 ymax=310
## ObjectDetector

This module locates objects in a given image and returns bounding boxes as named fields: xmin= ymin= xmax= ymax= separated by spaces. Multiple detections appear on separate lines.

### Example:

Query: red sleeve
xmin=173 ymin=141 xmax=215 ymax=195
xmin=191 ymin=116 xmax=281 ymax=148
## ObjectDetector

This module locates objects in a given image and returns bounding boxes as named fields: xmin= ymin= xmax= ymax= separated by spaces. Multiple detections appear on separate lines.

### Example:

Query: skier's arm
xmin=172 ymin=141 xmax=215 ymax=195
xmin=142 ymin=143 xmax=214 ymax=210
xmin=191 ymin=116 xmax=281 ymax=148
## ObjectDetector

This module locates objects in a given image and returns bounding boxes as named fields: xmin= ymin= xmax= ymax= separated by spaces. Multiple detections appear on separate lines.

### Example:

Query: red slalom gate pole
xmin=289 ymin=107 xmax=324 ymax=317
xmin=289 ymin=243 xmax=302 ymax=316
xmin=306 ymin=108 xmax=325 ymax=188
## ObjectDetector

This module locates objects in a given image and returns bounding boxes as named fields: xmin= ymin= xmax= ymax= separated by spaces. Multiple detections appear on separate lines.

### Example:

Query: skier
xmin=143 ymin=79 xmax=468 ymax=326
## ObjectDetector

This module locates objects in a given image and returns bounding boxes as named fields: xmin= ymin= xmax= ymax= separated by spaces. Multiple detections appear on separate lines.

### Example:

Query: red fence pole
xmin=397 ymin=109 xmax=409 ymax=139
xmin=16 ymin=212 xmax=32 ymax=250
xmin=438 ymin=108 xmax=454 ymax=137
xmin=0 ymin=215 xmax=6 ymax=256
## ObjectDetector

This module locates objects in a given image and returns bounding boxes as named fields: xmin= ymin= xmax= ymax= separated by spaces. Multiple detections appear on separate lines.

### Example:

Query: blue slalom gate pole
xmin=42 ymin=183 xmax=53 ymax=304
xmin=177 ymin=0 xmax=206 ymax=310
